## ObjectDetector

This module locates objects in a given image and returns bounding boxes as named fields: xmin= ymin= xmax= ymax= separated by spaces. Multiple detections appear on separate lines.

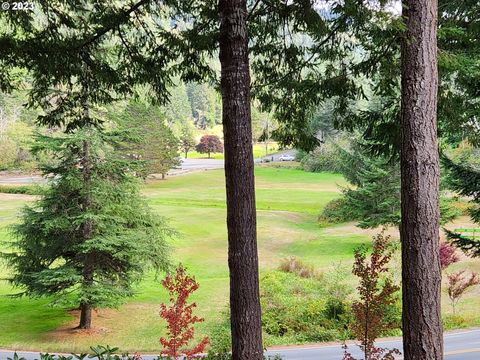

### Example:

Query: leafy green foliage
xmin=0 ymin=136 xmax=17 ymax=169
xmin=301 ymin=137 xmax=347 ymax=173
xmin=334 ymin=1 xmax=480 ymax=154
xmin=318 ymin=197 xmax=355 ymax=225
xmin=319 ymin=138 xmax=459 ymax=228
xmin=260 ymin=267 xmax=352 ymax=343
xmin=9 ymin=345 xmax=148 ymax=359
xmin=442 ymin=154 xmax=480 ymax=257
xmin=0 ymin=0 xmax=215 ymax=131
xmin=178 ymin=123 xmax=196 ymax=159
xmin=111 ymin=101 xmax=180 ymax=178
xmin=186 ymin=83 xmax=222 ymax=129
xmin=324 ymin=139 xmax=401 ymax=229
xmin=4 ymin=128 xmax=171 ymax=325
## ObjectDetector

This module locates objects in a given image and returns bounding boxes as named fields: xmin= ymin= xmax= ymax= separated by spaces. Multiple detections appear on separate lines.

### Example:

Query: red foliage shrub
xmin=446 ymin=270 xmax=480 ymax=314
xmin=343 ymin=232 xmax=401 ymax=360
xmin=159 ymin=265 xmax=209 ymax=359
xmin=439 ymin=242 xmax=459 ymax=270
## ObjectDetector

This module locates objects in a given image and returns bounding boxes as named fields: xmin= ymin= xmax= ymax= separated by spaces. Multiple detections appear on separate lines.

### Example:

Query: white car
xmin=278 ymin=154 xmax=295 ymax=161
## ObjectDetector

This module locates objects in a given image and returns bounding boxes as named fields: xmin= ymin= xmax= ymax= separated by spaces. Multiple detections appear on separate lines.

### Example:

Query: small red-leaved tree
xmin=159 ymin=265 xmax=209 ymax=359
xmin=195 ymin=135 xmax=223 ymax=158
xmin=343 ymin=232 xmax=401 ymax=360
xmin=440 ymin=241 xmax=459 ymax=270
xmin=447 ymin=271 xmax=480 ymax=314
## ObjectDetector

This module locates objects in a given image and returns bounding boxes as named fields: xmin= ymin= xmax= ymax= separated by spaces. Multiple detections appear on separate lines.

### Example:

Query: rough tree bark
xmin=79 ymin=83 xmax=94 ymax=330
xmin=400 ymin=1 xmax=443 ymax=359
xmin=218 ymin=1 xmax=264 ymax=359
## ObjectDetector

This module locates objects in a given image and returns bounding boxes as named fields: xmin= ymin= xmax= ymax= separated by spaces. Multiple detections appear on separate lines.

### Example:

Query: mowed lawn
xmin=0 ymin=165 xmax=479 ymax=352
xmin=0 ymin=165 xmax=362 ymax=352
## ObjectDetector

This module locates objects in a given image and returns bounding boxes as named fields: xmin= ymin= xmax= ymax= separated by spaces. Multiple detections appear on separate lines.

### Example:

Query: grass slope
xmin=0 ymin=165 xmax=478 ymax=352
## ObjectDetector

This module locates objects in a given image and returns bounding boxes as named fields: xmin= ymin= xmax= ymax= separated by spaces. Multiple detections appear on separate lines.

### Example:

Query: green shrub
xmin=0 ymin=137 xmax=18 ymax=170
xmin=301 ymin=142 xmax=344 ymax=173
xmin=318 ymin=197 xmax=357 ymax=225
xmin=439 ymin=196 xmax=463 ymax=224
xmin=319 ymin=195 xmax=460 ymax=226
xmin=260 ymin=270 xmax=352 ymax=343
xmin=443 ymin=314 xmax=467 ymax=330
xmin=208 ymin=310 xmax=232 ymax=355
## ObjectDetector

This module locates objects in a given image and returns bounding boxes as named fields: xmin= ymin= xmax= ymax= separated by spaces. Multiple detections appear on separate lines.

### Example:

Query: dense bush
xmin=260 ymin=270 xmax=352 ymax=344
xmin=0 ymin=137 xmax=18 ymax=169
xmin=320 ymin=196 xmax=462 ymax=226
xmin=301 ymin=141 xmax=345 ymax=173
xmin=318 ymin=197 xmax=357 ymax=225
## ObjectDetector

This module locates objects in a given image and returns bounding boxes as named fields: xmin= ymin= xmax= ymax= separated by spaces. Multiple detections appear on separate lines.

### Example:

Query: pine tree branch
xmin=78 ymin=0 xmax=150 ymax=51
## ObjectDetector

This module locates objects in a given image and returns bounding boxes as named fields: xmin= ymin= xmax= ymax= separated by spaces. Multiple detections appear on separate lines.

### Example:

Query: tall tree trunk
xmin=218 ymin=1 xmax=263 ymax=359
xmin=400 ymin=1 xmax=443 ymax=359
xmin=79 ymin=83 xmax=94 ymax=330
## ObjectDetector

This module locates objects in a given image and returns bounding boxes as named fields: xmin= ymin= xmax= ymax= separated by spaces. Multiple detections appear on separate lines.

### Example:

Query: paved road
xmin=2 ymin=329 xmax=479 ymax=360
xmin=0 ymin=150 xmax=298 ymax=184
xmin=256 ymin=149 xmax=297 ymax=163
xmin=265 ymin=329 xmax=480 ymax=359
xmin=0 ymin=175 xmax=44 ymax=185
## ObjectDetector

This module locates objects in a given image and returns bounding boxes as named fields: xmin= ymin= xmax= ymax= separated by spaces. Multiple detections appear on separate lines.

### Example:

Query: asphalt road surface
xmin=0 ymin=175 xmax=44 ymax=185
xmin=0 ymin=151 xmax=298 ymax=184
xmin=2 ymin=329 xmax=479 ymax=360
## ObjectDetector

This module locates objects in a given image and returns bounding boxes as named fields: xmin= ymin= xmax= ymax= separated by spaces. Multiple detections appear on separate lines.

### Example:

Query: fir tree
xmin=113 ymin=101 xmax=181 ymax=180
xmin=4 ymin=128 xmax=171 ymax=329
xmin=442 ymin=155 xmax=480 ymax=258
xmin=339 ymin=140 xmax=401 ymax=229
xmin=334 ymin=139 xmax=457 ymax=229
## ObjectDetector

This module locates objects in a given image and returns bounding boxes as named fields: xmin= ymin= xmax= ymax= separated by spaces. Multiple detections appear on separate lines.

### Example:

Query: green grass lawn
xmin=185 ymin=142 xmax=280 ymax=160
xmin=0 ymin=165 xmax=479 ymax=352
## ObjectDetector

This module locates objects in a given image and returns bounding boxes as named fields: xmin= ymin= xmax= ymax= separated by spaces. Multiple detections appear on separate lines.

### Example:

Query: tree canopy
xmin=4 ymin=128 xmax=171 ymax=328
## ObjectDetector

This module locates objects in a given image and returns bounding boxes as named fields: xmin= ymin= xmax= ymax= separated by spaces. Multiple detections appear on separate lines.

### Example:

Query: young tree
xmin=159 ymin=265 xmax=209 ymax=359
xmin=343 ymin=232 xmax=400 ymax=360
xmin=179 ymin=123 xmax=196 ymax=159
xmin=218 ymin=0 xmax=263 ymax=358
xmin=446 ymin=271 xmax=480 ymax=314
xmin=338 ymin=140 xmax=401 ymax=229
xmin=195 ymin=134 xmax=223 ymax=159
xmin=4 ymin=128 xmax=171 ymax=329
xmin=400 ymin=1 xmax=443 ymax=358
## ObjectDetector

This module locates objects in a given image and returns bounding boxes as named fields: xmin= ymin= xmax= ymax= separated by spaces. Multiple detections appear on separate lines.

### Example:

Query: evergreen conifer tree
xmin=4 ymin=128 xmax=171 ymax=329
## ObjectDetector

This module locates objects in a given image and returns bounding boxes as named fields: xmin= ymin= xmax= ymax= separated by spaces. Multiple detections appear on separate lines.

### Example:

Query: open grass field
xmin=185 ymin=142 xmax=279 ymax=160
xmin=0 ymin=165 xmax=479 ymax=353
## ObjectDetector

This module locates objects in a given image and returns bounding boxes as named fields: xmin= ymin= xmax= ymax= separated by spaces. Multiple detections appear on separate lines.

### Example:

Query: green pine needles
xmin=442 ymin=154 xmax=480 ymax=258
xmin=4 ymin=127 xmax=171 ymax=329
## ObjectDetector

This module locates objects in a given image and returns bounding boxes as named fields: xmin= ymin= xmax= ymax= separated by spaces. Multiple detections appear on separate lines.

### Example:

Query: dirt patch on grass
xmin=46 ymin=304 xmax=158 ymax=344
xmin=47 ymin=309 xmax=112 ymax=340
